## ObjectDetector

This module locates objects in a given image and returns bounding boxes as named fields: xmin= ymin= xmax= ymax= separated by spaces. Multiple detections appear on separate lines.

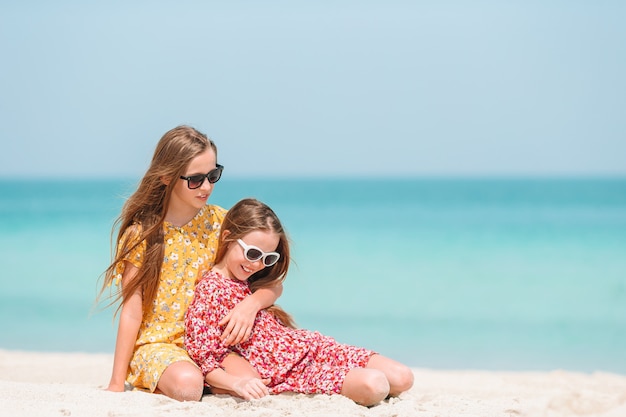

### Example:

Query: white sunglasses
xmin=237 ymin=239 xmax=280 ymax=267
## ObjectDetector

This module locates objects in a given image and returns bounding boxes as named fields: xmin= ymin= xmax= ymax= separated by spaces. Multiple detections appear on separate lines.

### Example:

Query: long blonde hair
xmin=100 ymin=125 xmax=218 ymax=313
xmin=216 ymin=198 xmax=296 ymax=328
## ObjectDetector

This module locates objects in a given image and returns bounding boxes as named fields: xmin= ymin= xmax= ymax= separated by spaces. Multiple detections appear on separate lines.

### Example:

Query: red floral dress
xmin=184 ymin=271 xmax=375 ymax=395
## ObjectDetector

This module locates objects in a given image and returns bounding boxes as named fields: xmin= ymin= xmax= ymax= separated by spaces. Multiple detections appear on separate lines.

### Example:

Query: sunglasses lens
xmin=208 ymin=168 xmax=222 ymax=183
xmin=264 ymin=254 xmax=279 ymax=266
xmin=245 ymin=248 xmax=263 ymax=261
xmin=187 ymin=175 xmax=205 ymax=189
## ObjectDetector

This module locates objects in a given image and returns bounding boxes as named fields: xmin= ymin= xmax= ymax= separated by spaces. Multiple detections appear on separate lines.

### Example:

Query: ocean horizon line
xmin=2 ymin=174 xmax=626 ymax=182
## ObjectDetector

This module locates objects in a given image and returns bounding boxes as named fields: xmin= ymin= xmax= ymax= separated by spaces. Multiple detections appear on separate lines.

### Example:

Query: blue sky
xmin=1 ymin=1 xmax=625 ymax=178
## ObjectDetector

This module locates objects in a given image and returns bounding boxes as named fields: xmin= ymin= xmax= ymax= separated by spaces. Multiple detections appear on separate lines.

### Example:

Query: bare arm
xmin=185 ymin=277 xmax=268 ymax=399
xmin=219 ymin=283 xmax=283 ymax=346
xmin=106 ymin=262 xmax=142 ymax=392
xmin=204 ymin=367 xmax=269 ymax=400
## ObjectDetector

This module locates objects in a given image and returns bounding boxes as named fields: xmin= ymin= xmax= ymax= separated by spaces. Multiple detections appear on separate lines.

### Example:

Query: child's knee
xmin=364 ymin=371 xmax=391 ymax=400
xmin=343 ymin=369 xmax=390 ymax=406
xmin=174 ymin=372 xmax=204 ymax=401
xmin=389 ymin=365 xmax=414 ymax=395
xmin=161 ymin=365 xmax=204 ymax=401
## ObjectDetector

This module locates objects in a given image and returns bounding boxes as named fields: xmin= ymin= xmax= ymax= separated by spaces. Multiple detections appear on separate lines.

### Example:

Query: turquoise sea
xmin=1 ymin=178 xmax=625 ymax=374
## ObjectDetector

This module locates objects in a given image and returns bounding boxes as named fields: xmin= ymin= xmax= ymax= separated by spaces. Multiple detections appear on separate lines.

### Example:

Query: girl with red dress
xmin=185 ymin=198 xmax=414 ymax=406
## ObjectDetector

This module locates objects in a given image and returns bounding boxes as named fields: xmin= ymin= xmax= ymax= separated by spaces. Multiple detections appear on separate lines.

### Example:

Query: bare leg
xmin=208 ymin=352 xmax=263 ymax=397
xmin=365 ymin=354 xmax=414 ymax=396
xmin=156 ymin=361 xmax=204 ymax=401
xmin=340 ymin=368 xmax=390 ymax=406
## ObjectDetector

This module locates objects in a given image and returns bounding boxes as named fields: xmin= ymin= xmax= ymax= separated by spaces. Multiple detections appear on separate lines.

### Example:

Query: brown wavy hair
xmin=216 ymin=198 xmax=296 ymax=328
xmin=99 ymin=125 xmax=218 ymax=313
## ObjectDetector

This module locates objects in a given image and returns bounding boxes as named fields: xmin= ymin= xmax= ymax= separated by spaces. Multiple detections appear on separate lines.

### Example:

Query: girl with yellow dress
xmin=99 ymin=125 xmax=282 ymax=401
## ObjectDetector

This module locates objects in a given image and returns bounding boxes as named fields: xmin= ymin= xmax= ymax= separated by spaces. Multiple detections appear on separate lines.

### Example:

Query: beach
xmin=2 ymin=349 xmax=626 ymax=417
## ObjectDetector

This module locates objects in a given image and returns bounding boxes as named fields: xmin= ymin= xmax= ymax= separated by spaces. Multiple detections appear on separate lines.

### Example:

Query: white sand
xmin=1 ymin=349 xmax=626 ymax=417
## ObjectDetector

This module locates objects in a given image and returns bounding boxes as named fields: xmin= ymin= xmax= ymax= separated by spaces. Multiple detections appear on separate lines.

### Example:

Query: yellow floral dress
xmin=114 ymin=204 xmax=227 ymax=392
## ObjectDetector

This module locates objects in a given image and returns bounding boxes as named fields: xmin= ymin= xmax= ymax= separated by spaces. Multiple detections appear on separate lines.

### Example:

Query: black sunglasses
xmin=180 ymin=164 xmax=224 ymax=189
